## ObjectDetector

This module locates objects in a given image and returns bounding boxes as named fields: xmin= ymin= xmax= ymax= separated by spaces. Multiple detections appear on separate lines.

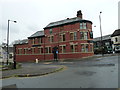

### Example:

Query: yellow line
xmin=18 ymin=65 xmax=67 ymax=79
xmin=19 ymin=65 xmax=67 ymax=79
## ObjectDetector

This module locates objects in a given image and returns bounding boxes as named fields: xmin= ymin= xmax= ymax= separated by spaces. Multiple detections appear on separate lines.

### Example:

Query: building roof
xmin=93 ymin=34 xmax=111 ymax=41
xmin=28 ymin=31 xmax=45 ymax=39
xmin=14 ymin=39 xmax=28 ymax=45
xmin=111 ymin=29 xmax=120 ymax=37
xmin=44 ymin=17 xmax=92 ymax=29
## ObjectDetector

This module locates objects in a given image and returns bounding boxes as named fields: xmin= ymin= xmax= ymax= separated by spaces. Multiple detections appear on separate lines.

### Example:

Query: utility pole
xmin=6 ymin=20 xmax=17 ymax=65
xmin=99 ymin=12 xmax=104 ymax=56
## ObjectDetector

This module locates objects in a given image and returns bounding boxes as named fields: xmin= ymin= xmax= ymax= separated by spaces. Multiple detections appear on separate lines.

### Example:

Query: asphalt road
xmin=1 ymin=54 xmax=119 ymax=88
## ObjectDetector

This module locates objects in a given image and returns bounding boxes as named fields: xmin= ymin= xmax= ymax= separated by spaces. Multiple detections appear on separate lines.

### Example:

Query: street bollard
xmin=35 ymin=59 xmax=38 ymax=64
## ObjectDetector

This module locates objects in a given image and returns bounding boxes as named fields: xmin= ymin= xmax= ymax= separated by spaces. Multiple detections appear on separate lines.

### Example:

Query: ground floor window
xmin=70 ymin=44 xmax=78 ymax=52
xmin=32 ymin=48 xmax=35 ymax=54
xmin=90 ymin=44 xmax=93 ymax=52
xmin=59 ymin=45 xmax=66 ymax=53
xmin=17 ymin=43 xmax=93 ymax=55
xmin=18 ymin=48 xmax=22 ymax=54
xmin=81 ymin=44 xmax=85 ymax=52
xmin=38 ymin=47 xmax=43 ymax=54
xmin=63 ymin=46 xmax=66 ymax=53
xmin=45 ymin=47 xmax=52 ymax=54
xmin=45 ymin=48 xmax=48 ymax=53
xmin=81 ymin=44 xmax=89 ymax=52
xmin=86 ymin=44 xmax=89 ymax=52
xmin=75 ymin=45 xmax=78 ymax=52
xmin=24 ymin=48 xmax=27 ymax=54
xmin=70 ymin=45 xmax=74 ymax=52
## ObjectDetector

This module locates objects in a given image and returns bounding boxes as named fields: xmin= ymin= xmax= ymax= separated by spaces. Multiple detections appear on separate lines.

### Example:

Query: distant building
xmin=93 ymin=34 xmax=113 ymax=54
xmin=0 ymin=45 xmax=2 ymax=57
xmin=0 ymin=43 xmax=13 ymax=62
xmin=111 ymin=29 xmax=120 ymax=53
xmin=14 ymin=10 xmax=94 ymax=62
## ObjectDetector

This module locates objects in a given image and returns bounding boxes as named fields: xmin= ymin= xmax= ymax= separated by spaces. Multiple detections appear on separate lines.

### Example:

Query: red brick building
xmin=14 ymin=10 xmax=94 ymax=62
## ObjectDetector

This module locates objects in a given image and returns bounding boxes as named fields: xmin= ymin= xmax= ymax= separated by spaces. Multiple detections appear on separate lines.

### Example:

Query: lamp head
xmin=14 ymin=21 xmax=17 ymax=23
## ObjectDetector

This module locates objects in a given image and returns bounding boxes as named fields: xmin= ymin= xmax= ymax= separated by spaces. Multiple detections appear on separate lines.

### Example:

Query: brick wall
xmin=15 ymin=21 xmax=94 ymax=62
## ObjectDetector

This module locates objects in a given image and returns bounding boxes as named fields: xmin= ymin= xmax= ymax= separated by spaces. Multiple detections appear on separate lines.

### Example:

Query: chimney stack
xmin=77 ymin=10 xmax=82 ymax=19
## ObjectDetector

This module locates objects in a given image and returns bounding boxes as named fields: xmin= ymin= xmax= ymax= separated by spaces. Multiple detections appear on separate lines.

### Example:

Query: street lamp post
xmin=99 ymin=12 xmax=104 ymax=56
xmin=6 ymin=20 xmax=17 ymax=65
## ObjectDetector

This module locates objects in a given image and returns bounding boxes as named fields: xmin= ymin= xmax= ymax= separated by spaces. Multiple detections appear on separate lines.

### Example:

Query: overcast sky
xmin=0 ymin=0 xmax=119 ymax=44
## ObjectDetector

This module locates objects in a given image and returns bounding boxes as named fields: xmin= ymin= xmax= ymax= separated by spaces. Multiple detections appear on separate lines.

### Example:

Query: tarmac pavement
xmin=1 ymin=53 xmax=119 ymax=79
xmin=1 ymin=54 xmax=119 ymax=88
xmin=1 ymin=53 xmax=118 ymax=79
xmin=1 ymin=63 xmax=65 ymax=79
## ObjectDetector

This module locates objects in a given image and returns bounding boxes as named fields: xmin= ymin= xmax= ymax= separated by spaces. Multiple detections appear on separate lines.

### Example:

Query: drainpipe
xmin=58 ymin=27 xmax=60 ymax=60
xmin=13 ymin=44 xmax=16 ymax=69
xmin=44 ymin=36 xmax=45 ymax=61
